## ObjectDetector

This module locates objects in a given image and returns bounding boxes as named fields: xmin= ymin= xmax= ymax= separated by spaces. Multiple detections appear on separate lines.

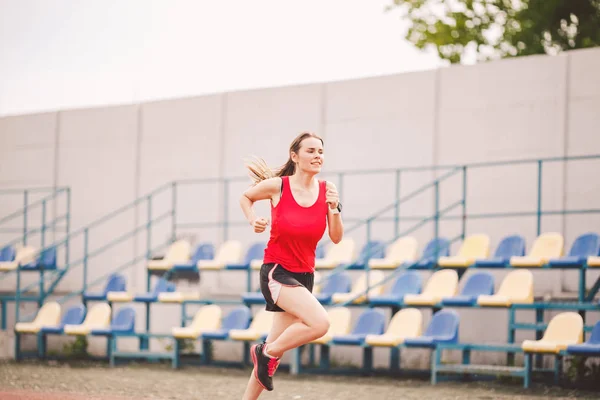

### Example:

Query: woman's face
xmin=292 ymin=137 xmax=324 ymax=175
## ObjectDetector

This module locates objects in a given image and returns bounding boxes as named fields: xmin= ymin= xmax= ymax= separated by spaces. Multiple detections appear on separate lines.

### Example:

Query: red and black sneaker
xmin=250 ymin=343 xmax=280 ymax=391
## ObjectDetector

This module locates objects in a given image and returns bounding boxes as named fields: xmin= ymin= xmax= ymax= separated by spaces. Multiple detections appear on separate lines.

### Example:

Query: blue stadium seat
xmin=566 ymin=321 xmax=600 ymax=355
xmin=403 ymin=309 xmax=459 ymax=348
xmin=227 ymin=242 xmax=266 ymax=270
xmin=369 ymin=271 xmax=422 ymax=307
xmin=202 ymin=306 xmax=252 ymax=340
xmin=411 ymin=238 xmax=450 ymax=269
xmin=474 ymin=235 xmax=525 ymax=268
xmin=313 ymin=272 xmax=352 ymax=304
xmin=21 ymin=246 xmax=57 ymax=270
xmin=172 ymin=243 xmax=215 ymax=272
xmin=0 ymin=246 xmax=15 ymax=262
xmin=40 ymin=304 xmax=86 ymax=335
xmin=331 ymin=308 xmax=386 ymax=346
xmin=83 ymin=274 xmax=127 ymax=301
xmin=134 ymin=278 xmax=176 ymax=302
xmin=441 ymin=271 xmax=494 ymax=306
xmin=346 ymin=241 xmax=386 ymax=270
xmin=91 ymin=307 xmax=136 ymax=336
xmin=548 ymin=233 xmax=600 ymax=268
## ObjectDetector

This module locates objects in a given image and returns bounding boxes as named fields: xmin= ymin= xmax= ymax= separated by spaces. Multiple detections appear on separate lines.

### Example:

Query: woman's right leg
xmin=242 ymin=311 xmax=298 ymax=400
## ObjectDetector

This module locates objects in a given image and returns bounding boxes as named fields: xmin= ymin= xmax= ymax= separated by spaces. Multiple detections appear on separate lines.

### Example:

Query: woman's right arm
xmin=240 ymin=177 xmax=281 ymax=232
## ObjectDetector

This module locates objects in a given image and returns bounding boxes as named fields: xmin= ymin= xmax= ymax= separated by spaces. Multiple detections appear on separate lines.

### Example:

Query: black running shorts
xmin=259 ymin=263 xmax=314 ymax=312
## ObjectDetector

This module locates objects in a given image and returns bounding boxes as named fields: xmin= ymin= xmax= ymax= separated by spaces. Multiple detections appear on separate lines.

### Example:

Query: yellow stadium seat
xmin=147 ymin=240 xmax=191 ymax=271
xmin=522 ymin=312 xmax=583 ymax=353
xmin=311 ymin=307 xmax=352 ymax=345
xmin=331 ymin=270 xmax=386 ymax=304
xmin=315 ymin=239 xmax=355 ymax=269
xmin=510 ymin=233 xmax=563 ymax=267
xmin=197 ymin=240 xmax=243 ymax=270
xmin=368 ymin=237 xmax=418 ymax=269
xmin=404 ymin=270 xmax=458 ymax=306
xmin=587 ymin=256 xmax=600 ymax=267
xmin=64 ymin=303 xmax=111 ymax=335
xmin=229 ymin=310 xmax=273 ymax=341
xmin=15 ymin=302 xmax=61 ymax=334
xmin=365 ymin=308 xmax=422 ymax=347
xmin=477 ymin=269 xmax=533 ymax=307
xmin=172 ymin=305 xmax=222 ymax=339
xmin=438 ymin=234 xmax=490 ymax=268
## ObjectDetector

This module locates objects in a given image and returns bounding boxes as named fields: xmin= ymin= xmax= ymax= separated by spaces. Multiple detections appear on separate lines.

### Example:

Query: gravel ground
xmin=0 ymin=360 xmax=598 ymax=400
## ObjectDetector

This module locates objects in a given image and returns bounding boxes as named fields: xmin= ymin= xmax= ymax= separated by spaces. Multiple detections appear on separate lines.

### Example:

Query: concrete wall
xmin=2 ymin=48 xmax=600 ymax=362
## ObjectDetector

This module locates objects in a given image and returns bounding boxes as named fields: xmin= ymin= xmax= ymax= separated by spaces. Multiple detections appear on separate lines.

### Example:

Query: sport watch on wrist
xmin=331 ymin=202 xmax=342 ymax=214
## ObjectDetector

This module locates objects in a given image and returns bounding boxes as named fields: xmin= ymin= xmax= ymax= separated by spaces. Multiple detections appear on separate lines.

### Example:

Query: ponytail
xmin=244 ymin=155 xmax=296 ymax=186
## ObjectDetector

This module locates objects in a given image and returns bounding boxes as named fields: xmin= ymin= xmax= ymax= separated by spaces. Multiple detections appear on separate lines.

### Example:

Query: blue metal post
xmin=23 ymin=190 xmax=28 ymax=245
xmin=366 ymin=219 xmax=371 ymax=300
xmin=536 ymin=161 xmax=542 ymax=235
xmin=143 ymin=196 xmax=152 ymax=350
xmin=1 ymin=301 xmax=6 ymax=330
xmin=394 ymin=169 xmax=400 ymax=237
xmin=39 ymin=200 xmax=47 ymax=305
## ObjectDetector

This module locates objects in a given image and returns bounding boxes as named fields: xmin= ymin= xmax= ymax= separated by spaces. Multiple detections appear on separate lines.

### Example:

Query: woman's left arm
xmin=325 ymin=181 xmax=344 ymax=244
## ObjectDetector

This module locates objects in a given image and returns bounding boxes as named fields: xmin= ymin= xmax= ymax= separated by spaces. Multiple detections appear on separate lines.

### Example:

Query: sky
xmin=0 ymin=0 xmax=443 ymax=117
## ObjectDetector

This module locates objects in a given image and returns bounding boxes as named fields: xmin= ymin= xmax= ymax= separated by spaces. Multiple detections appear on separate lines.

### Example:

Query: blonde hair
xmin=244 ymin=132 xmax=323 ymax=185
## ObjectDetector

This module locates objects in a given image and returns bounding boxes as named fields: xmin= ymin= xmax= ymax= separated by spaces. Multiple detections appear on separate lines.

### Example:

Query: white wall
xmin=2 ymin=48 xmax=600 ymax=363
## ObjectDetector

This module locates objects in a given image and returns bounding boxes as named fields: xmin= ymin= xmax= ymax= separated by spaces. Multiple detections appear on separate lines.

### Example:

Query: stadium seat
xmin=588 ymin=256 xmax=600 ymax=267
xmin=331 ymin=270 xmax=385 ymax=304
xmin=331 ymin=309 xmax=386 ymax=346
xmin=403 ymin=269 xmax=458 ymax=306
xmin=313 ymin=272 xmax=352 ymax=304
xmin=14 ymin=302 xmax=61 ymax=334
xmin=314 ymin=238 xmax=355 ymax=269
xmin=228 ymin=309 xmax=274 ymax=342
xmin=344 ymin=241 xmax=386 ymax=270
xmin=548 ymin=233 xmax=600 ymax=268
xmin=0 ymin=245 xmax=15 ymax=262
xmin=369 ymin=271 xmax=422 ymax=307
xmin=477 ymin=270 xmax=533 ymax=306
xmin=228 ymin=242 xmax=266 ymax=270
xmin=64 ymin=303 xmax=111 ymax=336
xmin=510 ymin=232 xmax=563 ymax=267
xmin=202 ymin=306 xmax=252 ymax=340
xmin=311 ymin=307 xmax=352 ymax=345
xmin=40 ymin=304 xmax=86 ymax=335
xmin=365 ymin=308 xmax=422 ymax=347
xmin=437 ymin=234 xmax=490 ymax=268
xmin=567 ymin=321 xmax=600 ymax=355
xmin=474 ymin=235 xmax=526 ymax=268
xmin=172 ymin=243 xmax=215 ymax=272
xmin=20 ymin=246 xmax=57 ymax=270
xmin=522 ymin=312 xmax=583 ymax=353
xmin=403 ymin=309 xmax=459 ymax=348
xmin=368 ymin=236 xmax=418 ymax=269
xmin=412 ymin=238 xmax=450 ymax=269
xmin=197 ymin=240 xmax=243 ymax=270
xmin=0 ymin=245 xmax=37 ymax=271
xmin=132 ymin=278 xmax=176 ymax=303
xmin=172 ymin=305 xmax=222 ymax=339
xmin=91 ymin=307 xmax=136 ymax=336
xmin=83 ymin=273 xmax=127 ymax=302
xmin=147 ymin=239 xmax=191 ymax=271
xmin=441 ymin=271 xmax=494 ymax=306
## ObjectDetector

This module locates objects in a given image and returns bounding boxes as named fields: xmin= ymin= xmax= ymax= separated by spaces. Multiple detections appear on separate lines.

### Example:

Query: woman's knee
xmin=310 ymin=315 xmax=330 ymax=338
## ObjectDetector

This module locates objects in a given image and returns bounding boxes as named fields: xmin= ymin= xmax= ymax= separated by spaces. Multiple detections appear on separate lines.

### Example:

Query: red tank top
xmin=263 ymin=176 xmax=328 ymax=273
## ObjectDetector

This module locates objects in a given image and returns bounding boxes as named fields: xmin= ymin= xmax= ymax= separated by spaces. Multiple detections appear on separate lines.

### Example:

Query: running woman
xmin=239 ymin=132 xmax=343 ymax=399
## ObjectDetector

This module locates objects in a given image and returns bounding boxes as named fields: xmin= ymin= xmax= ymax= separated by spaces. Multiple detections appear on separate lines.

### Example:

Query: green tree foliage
xmin=388 ymin=0 xmax=600 ymax=63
